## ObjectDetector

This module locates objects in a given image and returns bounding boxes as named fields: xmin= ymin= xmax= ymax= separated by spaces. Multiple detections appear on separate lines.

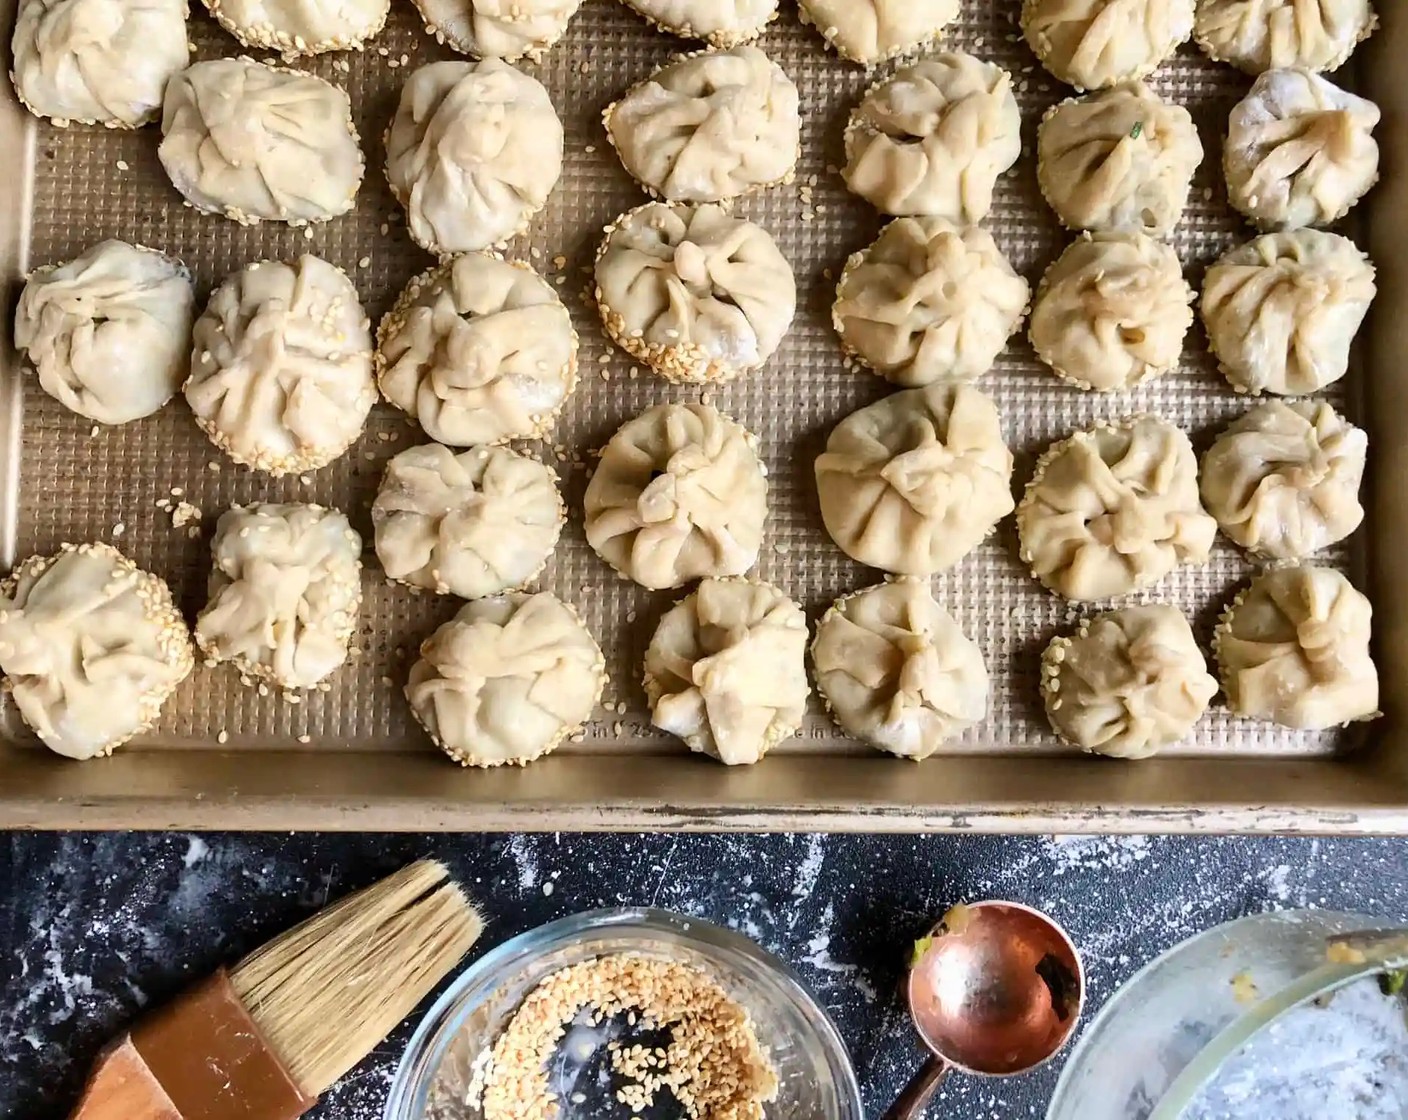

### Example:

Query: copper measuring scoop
xmin=880 ymin=900 xmax=1085 ymax=1119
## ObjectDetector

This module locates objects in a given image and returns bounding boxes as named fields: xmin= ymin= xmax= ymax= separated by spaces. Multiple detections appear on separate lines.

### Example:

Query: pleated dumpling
xmin=1029 ymin=231 xmax=1193 ymax=391
xmin=1042 ymin=604 xmax=1216 ymax=758
xmin=815 ymin=383 xmax=1014 ymax=576
xmin=1037 ymin=81 xmax=1202 ymax=236
xmin=15 ymin=241 xmax=194 ymax=424
xmin=0 ymin=543 xmax=193 ymax=760
xmin=11 ymin=0 xmax=189 ymax=127
xmin=595 ymin=201 xmax=795 ymax=383
xmin=605 ymin=45 xmax=799 ymax=203
xmin=1201 ymin=400 xmax=1365 ymax=560
xmin=195 ymin=503 xmax=362 ymax=691
xmin=584 ymin=402 xmax=768 ymax=590
xmin=842 ymin=53 xmax=1022 ymax=222
xmin=1022 ymin=0 xmax=1194 ymax=89
xmin=620 ymin=0 xmax=777 ymax=46
xmin=797 ymin=0 xmax=959 ymax=64
xmin=1201 ymin=229 xmax=1374 ymax=396
xmin=645 ymin=578 xmax=809 ymax=766
xmin=1018 ymin=416 xmax=1217 ymax=601
xmin=385 ymin=60 xmax=563 ymax=256
xmin=407 ymin=592 xmax=605 ymax=767
xmin=373 ymin=443 xmax=564 ymax=598
xmin=411 ymin=0 xmax=581 ymax=59
xmin=206 ymin=0 xmax=388 ymax=55
xmin=833 ymin=217 xmax=1029 ymax=387
xmin=376 ymin=254 xmax=578 ymax=446
xmin=186 ymin=256 xmax=375 ymax=475
xmin=158 ymin=58 xmax=363 ymax=225
xmin=1224 ymin=68 xmax=1379 ymax=229
xmin=1194 ymin=0 xmax=1376 ymax=74
xmin=812 ymin=579 xmax=988 ymax=759
xmin=1214 ymin=564 xmax=1378 ymax=729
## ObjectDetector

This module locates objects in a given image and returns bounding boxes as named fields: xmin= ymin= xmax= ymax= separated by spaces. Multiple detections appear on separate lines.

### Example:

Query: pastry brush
xmin=66 ymin=858 xmax=483 ymax=1120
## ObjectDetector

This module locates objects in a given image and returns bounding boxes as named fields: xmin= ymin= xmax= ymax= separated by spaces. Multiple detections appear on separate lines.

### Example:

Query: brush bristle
xmin=229 ymin=859 xmax=484 ymax=1097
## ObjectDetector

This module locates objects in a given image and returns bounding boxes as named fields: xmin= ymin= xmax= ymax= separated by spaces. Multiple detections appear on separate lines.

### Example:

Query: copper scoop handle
xmin=879 ymin=1055 xmax=952 ymax=1120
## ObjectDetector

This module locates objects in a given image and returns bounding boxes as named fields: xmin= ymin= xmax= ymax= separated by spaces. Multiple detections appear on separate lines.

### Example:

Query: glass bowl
xmin=384 ymin=906 xmax=863 ymax=1120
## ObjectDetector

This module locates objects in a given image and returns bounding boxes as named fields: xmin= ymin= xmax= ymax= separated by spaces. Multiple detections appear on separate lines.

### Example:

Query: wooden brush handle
xmin=68 ymin=971 xmax=314 ymax=1120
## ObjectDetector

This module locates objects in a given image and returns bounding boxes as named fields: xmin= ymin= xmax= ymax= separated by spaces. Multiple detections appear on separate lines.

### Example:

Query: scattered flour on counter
xmin=1264 ymin=863 xmax=1294 ymax=903
xmin=183 ymin=837 xmax=209 ymax=868
xmin=793 ymin=834 xmax=825 ymax=899
xmin=506 ymin=835 xmax=540 ymax=891
xmin=1044 ymin=835 xmax=1151 ymax=876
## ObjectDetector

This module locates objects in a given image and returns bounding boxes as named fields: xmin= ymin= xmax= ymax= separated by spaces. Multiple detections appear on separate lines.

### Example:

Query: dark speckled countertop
xmin=4 ymin=833 xmax=1407 ymax=1119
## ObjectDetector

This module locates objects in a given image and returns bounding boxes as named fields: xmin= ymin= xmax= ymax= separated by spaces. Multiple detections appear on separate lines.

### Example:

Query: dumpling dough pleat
xmin=813 ymin=579 xmax=988 ymax=759
xmin=605 ymin=44 xmax=800 ymax=203
xmin=411 ymin=0 xmax=581 ymax=60
xmin=585 ymin=402 xmax=768 ymax=590
xmin=205 ymin=0 xmax=389 ymax=56
xmin=407 ymin=591 xmax=605 ymax=766
xmin=1018 ymin=415 xmax=1217 ymax=601
xmin=1042 ymin=604 xmax=1216 ymax=758
xmin=1195 ymin=0 xmax=1376 ymax=73
xmin=815 ymin=383 xmax=1014 ymax=575
xmin=1214 ymin=564 xmax=1378 ymax=729
xmin=797 ymin=0 xmax=959 ymax=64
xmin=1022 ymin=0 xmax=1194 ymax=90
xmin=619 ymin=0 xmax=777 ymax=47
xmin=195 ymin=503 xmax=362 ymax=691
xmin=0 ymin=543 xmax=193 ymax=760
xmin=645 ymin=577 xmax=809 ymax=765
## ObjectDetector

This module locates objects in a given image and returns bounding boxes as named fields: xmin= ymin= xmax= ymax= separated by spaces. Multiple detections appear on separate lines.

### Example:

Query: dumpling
xmin=1042 ymin=604 xmax=1216 ymax=758
xmin=619 ymin=0 xmax=777 ymax=46
xmin=407 ymin=591 xmax=605 ymax=767
xmin=0 ymin=543 xmax=193 ymax=760
xmin=584 ymin=402 xmax=768 ymax=590
xmin=385 ymin=60 xmax=562 ymax=256
xmin=1037 ymin=81 xmax=1203 ymax=237
xmin=812 ymin=579 xmax=988 ymax=759
xmin=196 ymin=502 xmax=362 ymax=691
xmin=1214 ymin=564 xmax=1378 ymax=729
xmin=15 ymin=241 xmax=194 ymax=424
xmin=842 ymin=54 xmax=1021 ymax=222
xmin=376 ymin=253 xmax=577 ymax=447
xmin=832 ymin=217 xmax=1028 ymax=387
xmin=1022 ymin=0 xmax=1195 ymax=90
xmin=604 ymin=45 xmax=800 ymax=203
xmin=373 ymin=443 xmax=564 ymax=598
xmin=1201 ymin=229 xmax=1374 ymax=396
xmin=796 ymin=0 xmax=959 ymax=64
xmin=1029 ymin=231 xmax=1193 ymax=391
xmin=644 ymin=577 xmax=808 ymax=766
xmin=411 ymin=0 xmax=580 ymax=59
xmin=159 ymin=58 xmax=363 ymax=225
xmin=815 ymin=383 xmax=1014 ymax=576
xmin=11 ymin=0 xmax=188 ymax=127
xmin=1201 ymin=400 xmax=1365 ymax=560
xmin=1224 ymin=68 xmax=1379 ymax=230
xmin=204 ymin=0 xmax=387 ymax=55
xmin=595 ymin=201 xmax=795 ymax=383
xmin=1195 ymin=0 xmax=1376 ymax=73
xmin=1018 ymin=415 xmax=1217 ymax=601
xmin=186 ymin=256 xmax=375 ymax=476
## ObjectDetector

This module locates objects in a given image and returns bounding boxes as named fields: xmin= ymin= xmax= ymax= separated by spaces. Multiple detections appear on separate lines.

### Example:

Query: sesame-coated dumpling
xmin=203 ymin=0 xmax=388 ymax=56
xmin=584 ymin=402 xmax=768 ymax=590
xmin=595 ymin=201 xmax=795 ymax=384
xmin=372 ymin=443 xmax=565 ymax=599
xmin=0 ymin=543 xmax=194 ymax=760
xmin=377 ymin=254 xmax=577 ymax=447
xmin=605 ymin=45 xmax=800 ymax=203
xmin=1022 ymin=0 xmax=1194 ymax=90
xmin=645 ymin=578 xmax=809 ymax=766
xmin=410 ymin=0 xmax=581 ymax=59
xmin=11 ymin=0 xmax=189 ymax=127
xmin=159 ymin=58 xmax=363 ymax=226
xmin=15 ymin=240 xmax=195 ymax=425
xmin=797 ymin=0 xmax=959 ymax=64
xmin=196 ymin=503 xmax=362 ymax=691
xmin=185 ymin=256 xmax=375 ymax=476
xmin=1195 ymin=0 xmax=1376 ymax=74
xmin=619 ymin=0 xmax=777 ymax=47
xmin=407 ymin=591 xmax=605 ymax=767
xmin=385 ymin=60 xmax=563 ymax=256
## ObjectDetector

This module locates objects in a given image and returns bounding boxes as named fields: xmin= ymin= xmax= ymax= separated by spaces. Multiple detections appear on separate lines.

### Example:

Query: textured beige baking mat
xmin=8 ymin=0 xmax=1362 ymax=759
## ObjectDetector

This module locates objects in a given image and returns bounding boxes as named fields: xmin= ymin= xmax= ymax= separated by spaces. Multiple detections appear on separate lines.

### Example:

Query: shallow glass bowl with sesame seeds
xmin=385 ymin=907 xmax=863 ymax=1120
